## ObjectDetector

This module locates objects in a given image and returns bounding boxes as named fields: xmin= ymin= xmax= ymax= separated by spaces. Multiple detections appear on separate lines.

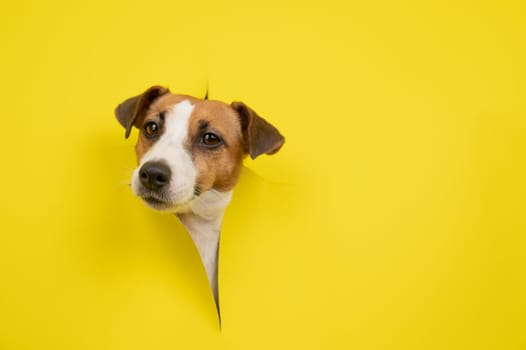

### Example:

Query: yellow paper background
xmin=1 ymin=1 xmax=524 ymax=349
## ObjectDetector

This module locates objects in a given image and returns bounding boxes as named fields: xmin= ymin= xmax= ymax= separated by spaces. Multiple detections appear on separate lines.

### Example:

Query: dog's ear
xmin=231 ymin=102 xmax=285 ymax=159
xmin=115 ymin=86 xmax=170 ymax=138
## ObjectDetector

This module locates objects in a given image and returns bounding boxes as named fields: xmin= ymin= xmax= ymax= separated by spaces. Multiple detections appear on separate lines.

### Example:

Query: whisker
xmin=194 ymin=183 xmax=202 ymax=197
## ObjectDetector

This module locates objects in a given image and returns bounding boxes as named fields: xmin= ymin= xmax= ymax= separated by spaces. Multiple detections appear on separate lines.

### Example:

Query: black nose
xmin=139 ymin=161 xmax=171 ymax=191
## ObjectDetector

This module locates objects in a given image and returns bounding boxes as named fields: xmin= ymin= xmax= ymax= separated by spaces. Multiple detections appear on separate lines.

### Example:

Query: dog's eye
xmin=143 ymin=122 xmax=159 ymax=138
xmin=201 ymin=132 xmax=222 ymax=147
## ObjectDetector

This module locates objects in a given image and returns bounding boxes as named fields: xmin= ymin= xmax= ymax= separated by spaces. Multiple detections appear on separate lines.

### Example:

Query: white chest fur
xmin=177 ymin=190 xmax=232 ymax=308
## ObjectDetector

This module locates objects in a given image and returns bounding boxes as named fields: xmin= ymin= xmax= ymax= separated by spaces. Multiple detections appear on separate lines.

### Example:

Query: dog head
xmin=115 ymin=86 xmax=285 ymax=213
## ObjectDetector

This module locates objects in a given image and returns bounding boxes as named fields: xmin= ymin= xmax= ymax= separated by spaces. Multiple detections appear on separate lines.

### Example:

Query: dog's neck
xmin=176 ymin=189 xmax=232 ymax=308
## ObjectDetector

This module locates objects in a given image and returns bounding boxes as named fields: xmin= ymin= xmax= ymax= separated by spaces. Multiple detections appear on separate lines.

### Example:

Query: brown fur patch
xmin=187 ymin=101 xmax=246 ymax=192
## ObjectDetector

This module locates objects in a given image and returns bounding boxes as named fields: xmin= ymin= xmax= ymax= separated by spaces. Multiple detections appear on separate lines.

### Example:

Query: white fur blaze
xmin=131 ymin=100 xmax=197 ymax=211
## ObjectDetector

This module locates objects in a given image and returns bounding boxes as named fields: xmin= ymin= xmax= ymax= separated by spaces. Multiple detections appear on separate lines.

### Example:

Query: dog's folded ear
xmin=115 ymin=86 xmax=170 ymax=138
xmin=231 ymin=102 xmax=285 ymax=159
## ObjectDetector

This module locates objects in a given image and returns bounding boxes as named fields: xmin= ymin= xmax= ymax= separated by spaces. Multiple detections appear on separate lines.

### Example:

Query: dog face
xmin=115 ymin=86 xmax=284 ymax=213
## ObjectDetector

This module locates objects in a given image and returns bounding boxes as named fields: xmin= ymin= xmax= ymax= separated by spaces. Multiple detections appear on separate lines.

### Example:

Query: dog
xmin=114 ymin=85 xmax=284 ymax=311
